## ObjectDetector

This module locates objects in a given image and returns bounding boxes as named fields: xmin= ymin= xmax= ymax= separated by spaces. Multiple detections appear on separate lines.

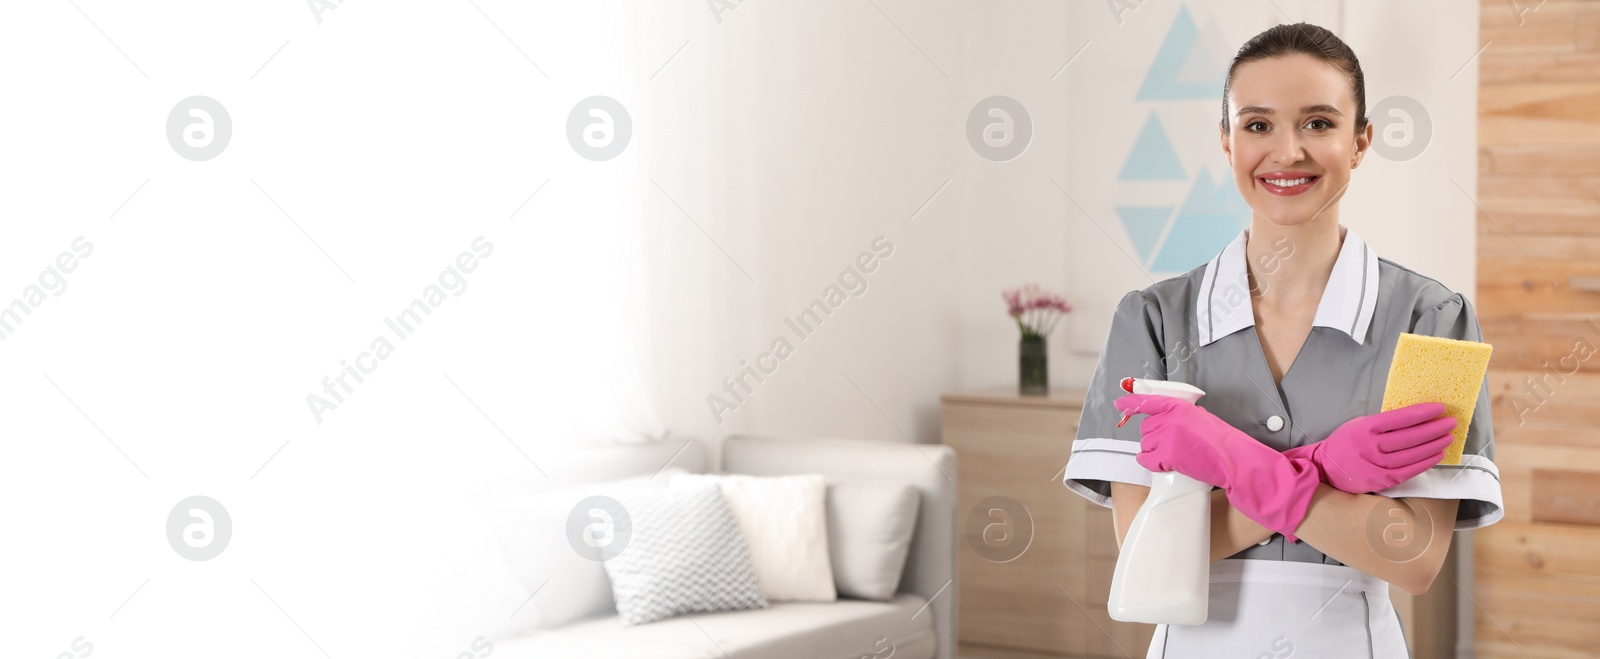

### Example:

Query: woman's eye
xmin=1245 ymin=120 xmax=1269 ymax=133
xmin=1305 ymin=118 xmax=1333 ymax=131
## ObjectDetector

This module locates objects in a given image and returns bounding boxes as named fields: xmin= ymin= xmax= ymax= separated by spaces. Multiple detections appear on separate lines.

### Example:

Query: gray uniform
xmin=1063 ymin=226 xmax=1502 ymax=658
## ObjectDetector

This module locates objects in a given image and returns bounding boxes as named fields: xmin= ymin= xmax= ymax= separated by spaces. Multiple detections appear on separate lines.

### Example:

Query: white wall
xmin=1340 ymin=1 xmax=1480 ymax=300
xmin=635 ymin=0 xmax=1003 ymax=446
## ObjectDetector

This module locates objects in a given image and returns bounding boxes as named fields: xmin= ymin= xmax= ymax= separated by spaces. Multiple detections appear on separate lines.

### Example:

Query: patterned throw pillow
xmin=602 ymin=481 xmax=767 ymax=625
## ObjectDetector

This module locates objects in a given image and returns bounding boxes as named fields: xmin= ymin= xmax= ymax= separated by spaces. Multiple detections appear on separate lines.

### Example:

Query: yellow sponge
xmin=1380 ymin=333 xmax=1494 ymax=465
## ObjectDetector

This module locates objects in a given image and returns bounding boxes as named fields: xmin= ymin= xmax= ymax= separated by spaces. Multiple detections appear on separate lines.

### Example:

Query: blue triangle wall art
xmin=1150 ymin=167 xmax=1250 ymax=273
xmin=1136 ymin=5 xmax=1227 ymax=101
xmin=1117 ymin=113 xmax=1187 ymax=181
xmin=1114 ymin=206 xmax=1175 ymax=264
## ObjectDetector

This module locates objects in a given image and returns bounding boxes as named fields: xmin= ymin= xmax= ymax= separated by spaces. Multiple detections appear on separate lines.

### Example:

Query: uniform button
xmin=1266 ymin=415 xmax=1284 ymax=432
xmin=1258 ymin=535 xmax=1274 ymax=546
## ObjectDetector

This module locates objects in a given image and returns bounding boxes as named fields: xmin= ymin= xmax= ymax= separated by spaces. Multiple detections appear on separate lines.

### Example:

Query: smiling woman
xmin=1064 ymin=21 xmax=1503 ymax=659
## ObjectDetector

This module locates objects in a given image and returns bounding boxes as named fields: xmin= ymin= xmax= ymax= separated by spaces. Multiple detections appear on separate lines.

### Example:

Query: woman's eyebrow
xmin=1235 ymin=104 xmax=1346 ymax=117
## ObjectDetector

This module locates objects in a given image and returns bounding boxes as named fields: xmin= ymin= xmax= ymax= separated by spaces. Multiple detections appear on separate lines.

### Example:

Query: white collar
xmin=1195 ymin=225 xmax=1380 ymax=347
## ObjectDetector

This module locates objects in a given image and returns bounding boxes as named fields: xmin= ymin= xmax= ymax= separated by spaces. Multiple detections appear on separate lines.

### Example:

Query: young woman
xmin=1063 ymin=23 xmax=1503 ymax=658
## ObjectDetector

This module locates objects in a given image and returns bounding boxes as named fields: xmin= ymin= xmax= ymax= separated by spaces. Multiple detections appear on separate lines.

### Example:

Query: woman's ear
xmin=1219 ymin=122 xmax=1232 ymax=166
xmin=1351 ymin=120 xmax=1373 ymax=169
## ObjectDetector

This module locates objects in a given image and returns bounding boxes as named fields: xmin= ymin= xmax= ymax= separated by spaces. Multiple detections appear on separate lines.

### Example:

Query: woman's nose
xmin=1270 ymin=131 xmax=1306 ymax=164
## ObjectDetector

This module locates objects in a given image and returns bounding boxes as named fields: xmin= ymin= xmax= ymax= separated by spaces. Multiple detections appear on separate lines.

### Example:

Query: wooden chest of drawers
xmin=941 ymin=386 xmax=1154 ymax=658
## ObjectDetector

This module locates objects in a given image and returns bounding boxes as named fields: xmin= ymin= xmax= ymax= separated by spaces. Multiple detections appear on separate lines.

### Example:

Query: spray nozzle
xmin=1115 ymin=377 xmax=1207 ymax=428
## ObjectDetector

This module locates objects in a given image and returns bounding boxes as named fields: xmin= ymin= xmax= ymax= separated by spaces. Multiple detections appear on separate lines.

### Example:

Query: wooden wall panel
xmin=1476 ymin=1 xmax=1600 ymax=657
xmin=1493 ymin=420 xmax=1600 ymax=450
xmin=1474 ymin=205 xmax=1600 ymax=239
xmin=1486 ymin=443 xmax=1600 ymax=523
xmin=1488 ymin=369 xmax=1600 ymax=430
xmin=1477 ymin=175 xmax=1600 ymax=205
xmin=1481 ymin=0 xmax=1589 ymax=53
xmin=1480 ymin=144 xmax=1600 ymax=175
xmin=1472 ymin=606 xmax=1600 ymax=659
xmin=1478 ymin=235 xmax=1600 ymax=316
xmin=1480 ymin=316 xmax=1600 ymax=372
xmin=1478 ymin=567 xmax=1600 ymax=620
xmin=1529 ymin=468 xmax=1600 ymax=525
xmin=1479 ymin=83 xmax=1600 ymax=145
xmin=1478 ymin=521 xmax=1600 ymax=582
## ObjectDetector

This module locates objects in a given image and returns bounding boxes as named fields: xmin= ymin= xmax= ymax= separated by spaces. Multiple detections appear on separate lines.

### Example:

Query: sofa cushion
xmin=495 ymin=593 xmax=937 ymax=659
xmin=603 ymin=481 xmax=767 ymax=625
xmin=826 ymin=477 xmax=921 ymax=601
xmin=670 ymin=472 xmax=836 ymax=602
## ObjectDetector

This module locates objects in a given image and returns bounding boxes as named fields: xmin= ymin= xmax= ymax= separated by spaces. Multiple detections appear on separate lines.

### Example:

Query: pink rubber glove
xmin=1115 ymin=393 xmax=1320 ymax=543
xmin=1282 ymin=402 xmax=1458 ymax=494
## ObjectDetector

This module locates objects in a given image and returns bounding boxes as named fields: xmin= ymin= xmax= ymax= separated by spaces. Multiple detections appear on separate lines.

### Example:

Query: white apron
xmin=1144 ymin=559 xmax=1409 ymax=659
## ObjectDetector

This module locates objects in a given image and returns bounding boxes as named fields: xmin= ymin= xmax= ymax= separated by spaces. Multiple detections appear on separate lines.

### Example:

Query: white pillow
xmin=669 ymin=473 xmax=837 ymax=602
xmin=826 ymin=478 xmax=921 ymax=601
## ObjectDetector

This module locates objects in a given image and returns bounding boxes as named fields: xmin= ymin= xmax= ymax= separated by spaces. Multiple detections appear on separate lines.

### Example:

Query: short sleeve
xmin=1374 ymin=292 xmax=1504 ymax=530
xmin=1063 ymin=290 xmax=1168 ymax=508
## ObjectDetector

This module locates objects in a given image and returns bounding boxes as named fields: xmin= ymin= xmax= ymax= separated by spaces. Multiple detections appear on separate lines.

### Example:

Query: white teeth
xmin=1265 ymin=177 xmax=1312 ymax=186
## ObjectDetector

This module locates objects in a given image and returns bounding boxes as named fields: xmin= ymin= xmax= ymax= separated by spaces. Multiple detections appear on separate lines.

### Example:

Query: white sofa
xmin=490 ymin=434 xmax=958 ymax=659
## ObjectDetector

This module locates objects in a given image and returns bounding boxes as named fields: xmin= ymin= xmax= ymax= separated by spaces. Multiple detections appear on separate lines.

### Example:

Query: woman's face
xmin=1220 ymin=53 xmax=1373 ymax=228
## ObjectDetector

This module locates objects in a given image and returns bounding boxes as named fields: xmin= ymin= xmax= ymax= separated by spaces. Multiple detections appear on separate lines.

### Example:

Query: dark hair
xmin=1221 ymin=23 xmax=1367 ymax=135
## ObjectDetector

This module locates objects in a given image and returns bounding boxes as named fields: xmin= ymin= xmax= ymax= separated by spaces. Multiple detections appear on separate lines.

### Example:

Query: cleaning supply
xmin=1282 ymin=402 xmax=1458 ymax=493
xmin=1378 ymin=333 xmax=1493 ymax=465
xmin=1106 ymin=377 xmax=1212 ymax=626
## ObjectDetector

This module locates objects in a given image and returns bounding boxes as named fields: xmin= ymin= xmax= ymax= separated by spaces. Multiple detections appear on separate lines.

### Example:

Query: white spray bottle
xmin=1106 ymin=376 xmax=1211 ymax=626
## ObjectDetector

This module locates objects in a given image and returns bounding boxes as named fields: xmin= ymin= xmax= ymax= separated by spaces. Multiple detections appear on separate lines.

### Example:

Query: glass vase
xmin=1019 ymin=336 xmax=1048 ymax=396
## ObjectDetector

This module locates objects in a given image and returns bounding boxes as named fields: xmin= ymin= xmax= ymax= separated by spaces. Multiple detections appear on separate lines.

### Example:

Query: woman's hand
xmin=1283 ymin=402 xmax=1457 ymax=494
xmin=1114 ymin=393 xmax=1321 ymax=542
xmin=1113 ymin=394 xmax=1253 ymax=489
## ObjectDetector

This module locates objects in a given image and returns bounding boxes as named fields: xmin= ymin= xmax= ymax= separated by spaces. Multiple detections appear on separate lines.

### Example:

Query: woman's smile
xmin=1257 ymin=170 xmax=1322 ymax=196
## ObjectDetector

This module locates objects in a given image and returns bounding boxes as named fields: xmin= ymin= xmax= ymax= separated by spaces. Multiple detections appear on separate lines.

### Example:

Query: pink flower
xmin=1001 ymin=283 xmax=1073 ymax=338
xmin=1002 ymin=288 xmax=1024 ymax=318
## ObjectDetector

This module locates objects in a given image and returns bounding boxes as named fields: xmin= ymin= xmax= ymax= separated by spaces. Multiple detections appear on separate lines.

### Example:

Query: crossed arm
xmin=1109 ymin=482 xmax=1459 ymax=596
